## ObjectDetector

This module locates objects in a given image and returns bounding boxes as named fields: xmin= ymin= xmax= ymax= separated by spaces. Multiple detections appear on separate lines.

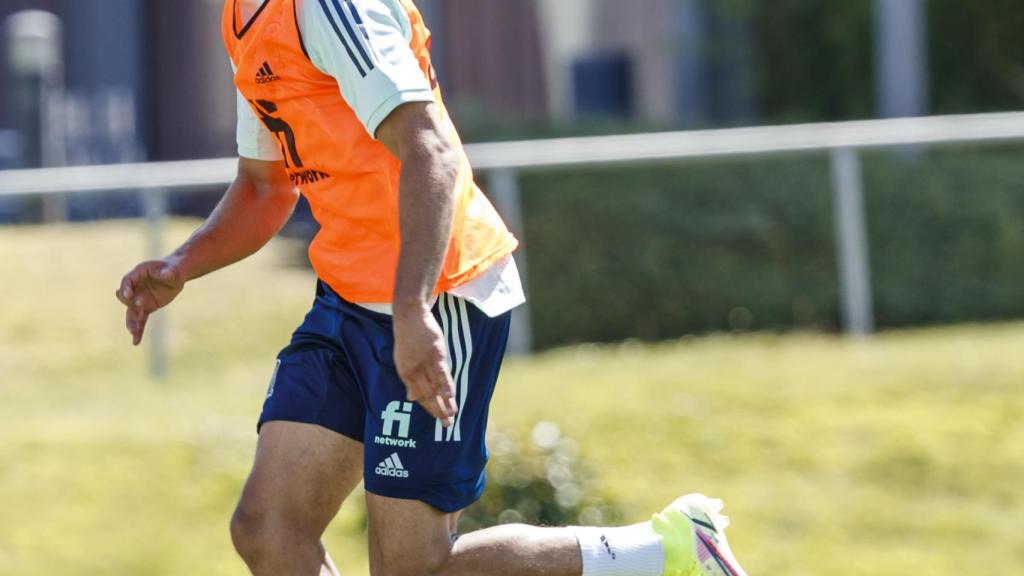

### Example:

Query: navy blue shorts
xmin=259 ymin=281 xmax=510 ymax=513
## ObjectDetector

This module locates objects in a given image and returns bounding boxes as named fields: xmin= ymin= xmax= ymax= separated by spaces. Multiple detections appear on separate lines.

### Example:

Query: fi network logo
xmin=375 ymin=401 xmax=416 ymax=449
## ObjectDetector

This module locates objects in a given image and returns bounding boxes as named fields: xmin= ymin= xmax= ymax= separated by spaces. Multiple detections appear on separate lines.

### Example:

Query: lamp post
xmin=4 ymin=10 xmax=66 ymax=222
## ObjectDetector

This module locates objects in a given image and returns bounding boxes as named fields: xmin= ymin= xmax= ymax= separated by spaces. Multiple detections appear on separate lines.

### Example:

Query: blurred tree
xmin=929 ymin=0 xmax=1024 ymax=114
xmin=745 ymin=0 xmax=1024 ymax=125
xmin=749 ymin=0 xmax=874 ymax=123
xmin=460 ymin=424 xmax=623 ymax=532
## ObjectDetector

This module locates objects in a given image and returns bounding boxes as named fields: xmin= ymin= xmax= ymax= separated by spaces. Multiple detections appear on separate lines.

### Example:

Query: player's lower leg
xmin=571 ymin=494 xmax=748 ymax=576
xmin=367 ymin=492 xmax=747 ymax=576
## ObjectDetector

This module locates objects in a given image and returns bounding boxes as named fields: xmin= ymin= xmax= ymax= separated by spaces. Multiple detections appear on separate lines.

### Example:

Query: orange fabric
xmin=222 ymin=0 xmax=517 ymax=302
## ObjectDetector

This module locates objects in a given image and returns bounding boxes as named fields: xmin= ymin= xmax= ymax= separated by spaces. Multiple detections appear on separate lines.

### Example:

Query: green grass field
xmin=2 ymin=220 xmax=1023 ymax=575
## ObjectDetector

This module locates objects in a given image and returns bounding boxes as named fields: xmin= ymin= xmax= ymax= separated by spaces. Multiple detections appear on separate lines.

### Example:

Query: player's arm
xmin=298 ymin=0 xmax=459 ymax=422
xmin=376 ymin=102 xmax=459 ymax=424
xmin=116 ymin=157 xmax=298 ymax=346
xmin=161 ymin=157 xmax=298 ymax=281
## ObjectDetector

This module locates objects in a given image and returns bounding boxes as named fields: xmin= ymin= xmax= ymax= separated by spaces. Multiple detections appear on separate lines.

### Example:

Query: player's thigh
xmin=366 ymin=491 xmax=455 ymax=576
xmin=236 ymin=421 xmax=363 ymax=538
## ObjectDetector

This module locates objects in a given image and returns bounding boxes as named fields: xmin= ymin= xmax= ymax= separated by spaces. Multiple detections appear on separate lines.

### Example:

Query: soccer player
xmin=116 ymin=1 xmax=748 ymax=575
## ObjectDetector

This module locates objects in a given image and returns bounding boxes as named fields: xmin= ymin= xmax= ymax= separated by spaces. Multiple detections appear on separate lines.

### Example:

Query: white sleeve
xmin=236 ymin=89 xmax=284 ymax=161
xmin=299 ymin=0 xmax=435 ymax=138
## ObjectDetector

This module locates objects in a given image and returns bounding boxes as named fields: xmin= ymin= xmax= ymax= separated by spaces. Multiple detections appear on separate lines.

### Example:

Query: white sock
xmin=570 ymin=522 xmax=665 ymax=576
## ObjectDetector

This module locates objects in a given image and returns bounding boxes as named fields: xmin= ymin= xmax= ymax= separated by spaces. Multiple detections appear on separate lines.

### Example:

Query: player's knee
xmin=230 ymin=503 xmax=267 ymax=560
xmin=230 ymin=500 xmax=293 ymax=563
xmin=231 ymin=497 xmax=323 ymax=561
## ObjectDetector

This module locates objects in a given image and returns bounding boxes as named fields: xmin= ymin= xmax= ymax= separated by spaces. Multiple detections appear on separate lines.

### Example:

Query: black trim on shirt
xmin=234 ymin=0 xmax=273 ymax=39
xmin=293 ymin=0 xmax=314 ymax=62
xmin=317 ymin=0 xmax=369 ymax=77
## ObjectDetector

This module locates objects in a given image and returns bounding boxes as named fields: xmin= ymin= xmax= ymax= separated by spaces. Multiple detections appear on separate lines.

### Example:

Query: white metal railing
xmin=3 ymin=111 xmax=1024 ymax=376
xmin=5 ymin=111 xmax=1024 ymax=193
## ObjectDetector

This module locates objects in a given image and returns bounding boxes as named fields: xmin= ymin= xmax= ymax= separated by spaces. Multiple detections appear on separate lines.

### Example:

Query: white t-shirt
xmin=234 ymin=0 xmax=524 ymax=317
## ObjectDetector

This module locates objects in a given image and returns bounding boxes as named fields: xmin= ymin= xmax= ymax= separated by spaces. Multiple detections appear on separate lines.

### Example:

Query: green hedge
xmin=867 ymin=148 xmax=1024 ymax=326
xmin=518 ymin=146 xmax=1024 ymax=349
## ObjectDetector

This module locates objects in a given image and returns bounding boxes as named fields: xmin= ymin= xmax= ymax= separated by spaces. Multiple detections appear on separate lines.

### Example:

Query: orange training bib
xmin=222 ymin=0 xmax=518 ymax=302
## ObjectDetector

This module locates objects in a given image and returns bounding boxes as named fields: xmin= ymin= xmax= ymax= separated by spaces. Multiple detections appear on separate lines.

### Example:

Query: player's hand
xmin=115 ymin=258 xmax=186 ymax=346
xmin=392 ymin=301 xmax=457 ymax=427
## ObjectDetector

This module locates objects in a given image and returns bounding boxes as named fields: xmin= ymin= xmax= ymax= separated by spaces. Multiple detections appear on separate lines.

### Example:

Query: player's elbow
xmin=398 ymin=128 xmax=459 ymax=195
xmin=380 ymin=102 xmax=459 ymax=181
xmin=402 ymin=112 xmax=456 ymax=163
xmin=423 ymin=130 xmax=459 ymax=182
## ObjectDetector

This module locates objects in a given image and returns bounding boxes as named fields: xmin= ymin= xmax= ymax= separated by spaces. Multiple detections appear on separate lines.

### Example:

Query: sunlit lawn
xmin=1 ymin=220 xmax=1022 ymax=575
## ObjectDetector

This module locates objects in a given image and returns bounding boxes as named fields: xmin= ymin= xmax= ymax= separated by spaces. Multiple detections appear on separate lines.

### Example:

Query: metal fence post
xmin=830 ymin=147 xmax=875 ymax=336
xmin=873 ymin=0 xmax=928 ymax=120
xmin=486 ymin=168 xmax=533 ymax=354
xmin=143 ymin=188 xmax=169 ymax=378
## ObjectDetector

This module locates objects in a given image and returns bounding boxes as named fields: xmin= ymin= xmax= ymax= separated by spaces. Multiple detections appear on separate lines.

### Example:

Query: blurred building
xmin=0 ymin=0 xmax=928 ymax=170
xmin=535 ymin=0 xmax=758 ymax=126
xmin=418 ymin=0 xmax=548 ymax=123
xmin=0 ymin=0 xmax=246 ymax=168
xmin=428 ymin=0 xmax=762 ymax=127
xmin=1 ymin=0 xmax=762 ymax=168
xmin=1 ymin=0 xmax=153 ymax=167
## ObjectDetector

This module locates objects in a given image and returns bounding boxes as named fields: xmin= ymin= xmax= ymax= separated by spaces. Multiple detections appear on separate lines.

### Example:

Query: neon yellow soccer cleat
xmin=651 ymin=494 xmax=748 ymax=576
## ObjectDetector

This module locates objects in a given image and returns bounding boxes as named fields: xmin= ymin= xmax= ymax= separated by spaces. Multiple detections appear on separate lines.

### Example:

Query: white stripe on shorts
xmin=435 ymin=293 xmax=471 ymax=443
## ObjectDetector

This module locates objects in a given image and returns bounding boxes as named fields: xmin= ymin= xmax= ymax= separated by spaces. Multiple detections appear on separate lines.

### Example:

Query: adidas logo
xmin=375 ymin=452 xmax=410 ymax=479
xmin=255 ymin=61 xmax=281 ymax=85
